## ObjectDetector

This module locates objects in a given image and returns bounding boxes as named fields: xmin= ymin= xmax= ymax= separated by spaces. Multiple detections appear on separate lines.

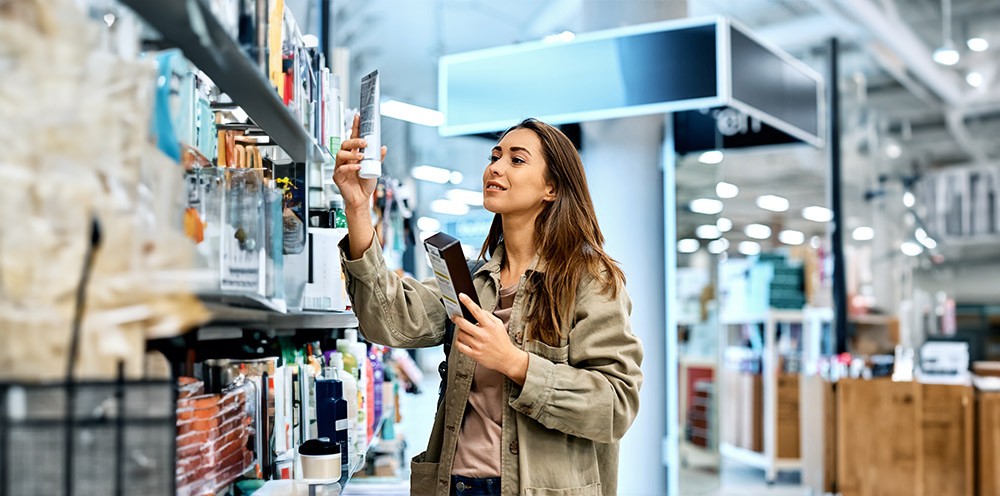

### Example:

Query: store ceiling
xmin=322 ymin=0 xmax=1000 ymax=251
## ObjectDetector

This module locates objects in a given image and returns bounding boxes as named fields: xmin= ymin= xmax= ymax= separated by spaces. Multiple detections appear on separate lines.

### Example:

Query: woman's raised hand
xmin=333 ymin=114 xmax=387 ymax=211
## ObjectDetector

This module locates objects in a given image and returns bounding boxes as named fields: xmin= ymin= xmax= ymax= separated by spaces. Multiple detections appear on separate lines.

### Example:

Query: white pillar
xmin=582 ymin=114 xmax=669 ymax=496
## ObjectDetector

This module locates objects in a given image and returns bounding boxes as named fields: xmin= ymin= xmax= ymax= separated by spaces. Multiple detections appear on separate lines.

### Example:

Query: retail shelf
xmin=198 ymin=291 xmax=358 ymax=330
xmin=849 ymin=314 xmax=896 ymax=326
xmin=121 ymin=0 xmax=331 ymax=164
xmin=720 ymin=443 xmax=801 ymax=471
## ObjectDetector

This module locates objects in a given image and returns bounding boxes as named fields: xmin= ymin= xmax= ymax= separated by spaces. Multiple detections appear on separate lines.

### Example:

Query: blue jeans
xmin=450 ymin=475 xmax=501 ymax=496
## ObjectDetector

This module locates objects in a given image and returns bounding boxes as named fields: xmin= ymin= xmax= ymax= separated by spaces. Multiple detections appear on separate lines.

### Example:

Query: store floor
xmin=680 ymin=463 xmax=810 ymax=496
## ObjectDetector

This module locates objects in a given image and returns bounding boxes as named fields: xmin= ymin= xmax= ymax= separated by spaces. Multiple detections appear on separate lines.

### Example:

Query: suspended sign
xmin=439 ymin=17 xmax=823 ymax=148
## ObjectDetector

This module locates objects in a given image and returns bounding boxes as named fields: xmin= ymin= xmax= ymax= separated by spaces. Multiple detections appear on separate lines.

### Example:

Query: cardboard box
xmin=777 ymin=374 xmax=800 ymax=459
xmin=302 ymin=228 xmax=349 ymax=311
xmin=979 ymin=392 xmax=1000 ymax=496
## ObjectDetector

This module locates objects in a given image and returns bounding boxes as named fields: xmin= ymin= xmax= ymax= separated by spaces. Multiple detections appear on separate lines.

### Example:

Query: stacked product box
xmin=176 ymin=379 xmax=255 ymax=495
xmin=757 ymin=253 xmax=806 ymax=310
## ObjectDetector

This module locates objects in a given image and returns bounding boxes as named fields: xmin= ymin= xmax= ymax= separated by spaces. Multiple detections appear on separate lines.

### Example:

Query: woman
xmin=334 ymin=115 xmax=643 ymax=496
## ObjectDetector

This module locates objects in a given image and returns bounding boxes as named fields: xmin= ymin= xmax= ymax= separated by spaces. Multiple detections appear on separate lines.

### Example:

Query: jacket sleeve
xmin=509 ymin=277 xmax=643 ymax=443
xmin=338 ymin=235 xmax=448 ymax=349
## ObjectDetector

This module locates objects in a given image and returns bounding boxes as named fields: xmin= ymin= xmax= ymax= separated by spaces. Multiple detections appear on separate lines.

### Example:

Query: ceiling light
xmin=756 ymin=195 xmax=789 ymax=212
xmin=449 ymin=171 xmax=464 ymax=184
xmin=744 ymin=223 xmax=772 ymax=240
xmin=542 ymin=30 xmax=576 ymax=43
xmin=430 ymin=199 xmax=470 ymax=216
xmin=915 ymin=228 xmax=938 ymax=249
xmin=678 ymin=239 xmax=700 ymax=254
xmin=779 ymin=229 xmax=805 ymax=245
xmin=698 ymin=150 xmax=724 ymax=165
xmin=103 ymin=13 xmax=116 ymax=27
xmin=446 ymin=188 xmax=484 ymax=206
xmin=903 ymin=191 xmax=915 ymax=208
xmin=716 ymin=217 xmax=733 ymax=232
xmin=852 ymin=226 xmax=874 ymax=241
xmin=886 ymin=143 xmax=902 ymax=159
xmin=381 ymin=100 xmax=445 ymax=127
xmin=417 ymin=216 xmax=441 ymax=232
xmin=901 ymin=241 xmax=923 ymax=257
xmin=738 ymin=241 xmax=762 ymax=256
xmin=810 ymin=236 xmax=822 ymax=249
xmin=802 ymin=206 xmax=833 ymax=223
xmin=696 ymin=225 xmax=722 ymax=239
xmin=933 ymin=0 xmax=960 ymax=66
xmin=967 ymin=72 xmax=984 ymax=88
xmin=708 ymin=238 xmax=730 ymax=254
xmin=968 ymin=37 xmax=989 ymax=52
xmin=933 ymin=46 xmax=960 ymax=66
xmin=689 ymin=198 xmax=724 ymax=215
xmin=411 ymin=165 xmax=452 ymax=184
xmin=716 ymin=181 xmax=739 ymax=199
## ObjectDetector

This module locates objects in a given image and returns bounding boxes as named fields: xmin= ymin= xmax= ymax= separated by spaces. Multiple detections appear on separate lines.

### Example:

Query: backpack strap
xmin=438 ymin=258 xmax=486 ymax=405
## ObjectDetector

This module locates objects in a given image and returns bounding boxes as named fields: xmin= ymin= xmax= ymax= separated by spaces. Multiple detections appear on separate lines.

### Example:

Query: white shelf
xmin=718 ymin=308 xmax=806 ymax=484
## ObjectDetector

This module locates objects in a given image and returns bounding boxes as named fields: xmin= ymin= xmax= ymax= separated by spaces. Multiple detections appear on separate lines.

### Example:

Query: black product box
xmin=424 ymin=232 xmax=480 ymax=324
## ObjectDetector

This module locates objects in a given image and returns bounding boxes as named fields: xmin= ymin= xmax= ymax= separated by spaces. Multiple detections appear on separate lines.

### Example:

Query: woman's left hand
xmin=453 ymin=293 xmax=529 ymax=385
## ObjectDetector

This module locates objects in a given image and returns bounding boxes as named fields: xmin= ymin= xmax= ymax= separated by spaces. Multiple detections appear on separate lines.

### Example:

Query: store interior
xmin=3 ymin=0 xmax=1000 ymax=495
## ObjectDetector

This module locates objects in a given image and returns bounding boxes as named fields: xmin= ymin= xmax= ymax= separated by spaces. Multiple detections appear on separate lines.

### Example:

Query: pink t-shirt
xmin=451 ymin=282 xmax=518 ymax=477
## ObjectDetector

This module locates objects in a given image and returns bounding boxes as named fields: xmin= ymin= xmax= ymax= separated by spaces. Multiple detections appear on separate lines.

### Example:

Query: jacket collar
xmin=475 ymin=242 xmax=547 ymax=277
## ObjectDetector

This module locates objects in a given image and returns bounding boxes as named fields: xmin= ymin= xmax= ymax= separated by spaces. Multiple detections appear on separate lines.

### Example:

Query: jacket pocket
xmin=524 ymin=339 xmax=569 ymax=363
xmin=524 ymin=483 xmax=602 ymax=495
xmin=409 ymin=451 xmax=439 ymax=495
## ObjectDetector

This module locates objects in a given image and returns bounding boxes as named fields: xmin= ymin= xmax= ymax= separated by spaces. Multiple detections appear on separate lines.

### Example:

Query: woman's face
xmin=482 ymin=128 xmax=556 ymax=217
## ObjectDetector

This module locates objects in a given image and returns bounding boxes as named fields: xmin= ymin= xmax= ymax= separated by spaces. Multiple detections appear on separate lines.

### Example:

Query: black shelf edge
xmin=121 ymin=0 xmax=331 ymax=164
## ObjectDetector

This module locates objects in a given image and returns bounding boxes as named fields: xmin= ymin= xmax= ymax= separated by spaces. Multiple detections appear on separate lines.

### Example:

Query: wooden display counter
xmin=802 ymin=378 xmax=976 ymax=496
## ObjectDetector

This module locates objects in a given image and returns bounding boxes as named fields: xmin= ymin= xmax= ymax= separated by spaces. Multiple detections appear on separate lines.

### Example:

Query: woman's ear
xmin=544 ymin=183 xmax=557 ymax=202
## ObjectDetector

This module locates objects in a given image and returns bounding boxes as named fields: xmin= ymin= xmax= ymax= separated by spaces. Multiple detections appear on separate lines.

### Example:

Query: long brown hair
xmin=478 ymin=119 xmax=625 ymax=346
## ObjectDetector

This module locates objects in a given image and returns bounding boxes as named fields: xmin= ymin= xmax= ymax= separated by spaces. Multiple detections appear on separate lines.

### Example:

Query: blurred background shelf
xmin=120 ymin=0 xmax=332 ymax=164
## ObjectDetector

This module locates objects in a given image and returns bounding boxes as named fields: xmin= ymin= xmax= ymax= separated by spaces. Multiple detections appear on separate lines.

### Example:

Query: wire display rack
xmin=0 ymin=377 xmax=176 ymax=496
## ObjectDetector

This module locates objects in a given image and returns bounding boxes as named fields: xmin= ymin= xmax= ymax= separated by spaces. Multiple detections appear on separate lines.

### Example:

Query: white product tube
xmin=358 ymin=70 xmax=381 ymax=179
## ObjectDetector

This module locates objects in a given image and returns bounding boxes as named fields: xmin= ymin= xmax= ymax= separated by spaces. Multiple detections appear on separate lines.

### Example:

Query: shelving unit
xmin=120 ymin=0 xmax=332 ymax=164
xmin=718 ymin=309 xmax=807 ymax=484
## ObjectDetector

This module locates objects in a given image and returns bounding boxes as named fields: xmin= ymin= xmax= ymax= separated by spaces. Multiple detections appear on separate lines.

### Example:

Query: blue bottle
xmin=316 ymin=378 xmax=349 ymax=472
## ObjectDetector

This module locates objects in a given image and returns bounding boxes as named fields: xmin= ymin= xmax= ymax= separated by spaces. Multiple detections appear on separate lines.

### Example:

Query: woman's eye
xmin=489 ymin=155 xmax=500 ymax=163
xmin=512 ymin=157 xmax=525 ymax=164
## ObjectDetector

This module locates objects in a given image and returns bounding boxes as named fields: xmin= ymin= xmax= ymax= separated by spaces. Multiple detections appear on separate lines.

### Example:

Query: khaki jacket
xmin=340 ymin=238 xmax=643 ymax=496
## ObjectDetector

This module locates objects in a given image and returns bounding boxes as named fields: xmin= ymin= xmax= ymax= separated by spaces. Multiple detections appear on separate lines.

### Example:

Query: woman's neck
xmin=500 ymin=213 xmax=538 ymax=281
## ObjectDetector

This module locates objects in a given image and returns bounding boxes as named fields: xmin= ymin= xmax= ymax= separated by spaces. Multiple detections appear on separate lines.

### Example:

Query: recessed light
xmin=430 ymin=199 xmax=470 ymax=216
xmin=689 ymin=198 xmax=724 ymax=215
xmin=678 ymin=239 xmax=700 ymax=253
xmin=779 ymin=230 xmax=805 ymax=245
xmin=744 ymin=223 xmax=772 ymax=240
xmin=716 ymin=217 xmax=733 ymax=232
xmin=716 ymin=182 xmax=739 ymax=198
xmin=696 ymin=225 xmax=722 ymax=239
xmin=412 ymin=165 xmax=452 ymax=184
xmin=698 ymin=150 xmax=724 ymax=165
xmin=708 ymin=238 xmax=730 ymax=254
xmin=417 ymin=216 xmax=441 ymax=232
xmin=852 ymin=227 xmax=874 ymax=241
xmin=802 ymin=206 xmax=833 ymax=223
xmin=901 ymin=241 xmax=923 ymax=257
xmin=756 ymin=195 xmax=789 ymax=212
xmin=903 ymin=192 xmax=915 ymax=208
xmin=738 ymin=241 xmax=761 ymax=256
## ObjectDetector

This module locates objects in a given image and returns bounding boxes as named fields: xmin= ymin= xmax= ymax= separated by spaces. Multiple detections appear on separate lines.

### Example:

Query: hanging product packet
xmin=0 ymin=0 xmax=208 ymax=381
